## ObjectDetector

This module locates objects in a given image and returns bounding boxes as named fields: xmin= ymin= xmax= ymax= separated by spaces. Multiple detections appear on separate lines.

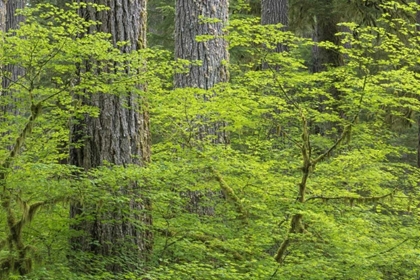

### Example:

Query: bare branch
xmin=366 ymin=237 xmax=412 ymax=259
xmin=312 ymin=114 xmax=358 ymax=166
xmin=306 ymin=189 xmax=398 ymax=204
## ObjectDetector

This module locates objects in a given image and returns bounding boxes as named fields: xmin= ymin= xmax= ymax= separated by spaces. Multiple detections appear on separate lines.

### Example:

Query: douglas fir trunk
xmin=1 ymin=0 xmax=25 ymax=114
xmin=174 ymin=0 xmax=229 ymax=214
xmin=174 ymin=0 xmax=229 ymax=143
xmin=174 ymin=0 xmax=229 ymax=90
xmin=261 ymin=0 xmax=288 ymax=53
xmin=69 ymin=0 xmax=151 ymax=273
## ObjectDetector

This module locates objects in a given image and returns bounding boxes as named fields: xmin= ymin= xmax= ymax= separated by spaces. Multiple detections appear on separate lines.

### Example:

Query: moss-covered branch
xmin=274 ymin=214 xmax=304 ymax=263
xmin=1 ymin=102 xmax=42 ymax=179
xmin=210 ymin=167 xmax=248 ymax=224
xmin=274 ymin=113 xmax=358 ymax=264
xmin=0 ymin=195 xmax=68 ymax=276
xmin=299 ymin=112 xmax=311 ymax=203
xmin=274 ymin=112 xmax=309 ymax=264
xmin=0 ymin=101 xmax=46 ymax=276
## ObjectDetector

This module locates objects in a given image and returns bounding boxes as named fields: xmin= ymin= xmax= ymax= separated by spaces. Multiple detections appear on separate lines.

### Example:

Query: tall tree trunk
xmin=4 ymin=0 xmax=24 ymax=32
xmin=0 ymin=0 xmax=5 ymax=32
xmin=174 ymin=0 xmax=229 ymax=214
xmin=261 ymin=0 xmax=288 ymax=136
xmin=261 ymin=0 xmax=288 ymax=53
xmin=69 ymin=0 xmax=151 ymax=273
xmin=311 ymin=2 xmax=343 ymax=135
xmin=416 ymin=0 xmax=420 ymax=169
xmin=174 ymin=0 xmax=229 ymax=90
xmin=1 ymin=0 xmax=25 ymax=115
xmin=174 ymin=0 xmax=229 ymax=144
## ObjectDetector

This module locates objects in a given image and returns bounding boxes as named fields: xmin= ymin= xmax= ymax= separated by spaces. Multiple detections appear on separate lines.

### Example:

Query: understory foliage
xmin=1 ymin=1 xmax=420 ymax=279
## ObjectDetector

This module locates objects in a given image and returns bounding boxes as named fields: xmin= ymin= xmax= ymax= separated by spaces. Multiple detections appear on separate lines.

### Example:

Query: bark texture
xmin=175 ymin=0 xmax=229 ymax=143
xmin=0 ymin=0 xmax=5 ymax=32
xmin=70 ymin=0 xmax=151 ymax=273
xmin=174 ymin=0 xmax=229 ymax=90
xmin=1 ymin=0 xmax=25 ymax=114
xmin=417 ymin=0 xmax=420 ymax=169
xmin=261 ymin=0 xmax=287 ymax=26
xmin=261 ymin=0 xmax=288 ymax=136
xmin=4 ymin=0 xmax=24 ymax=32
xmin=261 ymin=0 xmax=288 ymax=53
xmin=174 ymin=0 xmax=229 ymax=214
xmin=311 ymin=3 xmax=343 ymax=134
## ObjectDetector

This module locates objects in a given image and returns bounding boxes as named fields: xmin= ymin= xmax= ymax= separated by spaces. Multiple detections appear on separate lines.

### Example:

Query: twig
xmin=306 ymin=189 xmax=397 ymax=203
xmin=211 ymin=167 xmax=248 ymax=225
xmin=366 ymin=237 xmax=411 ymax=259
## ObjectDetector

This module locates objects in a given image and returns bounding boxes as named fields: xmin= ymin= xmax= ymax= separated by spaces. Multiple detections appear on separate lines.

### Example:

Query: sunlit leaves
xmin=147 ymin=1 xmax=420 ymax=279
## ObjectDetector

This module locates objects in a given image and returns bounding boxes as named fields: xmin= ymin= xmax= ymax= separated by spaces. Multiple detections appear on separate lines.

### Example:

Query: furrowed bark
xmin=69 ymin=0 xmax=152 ymax=273
xmin=175 ymin=0 xmax=230 ymax=215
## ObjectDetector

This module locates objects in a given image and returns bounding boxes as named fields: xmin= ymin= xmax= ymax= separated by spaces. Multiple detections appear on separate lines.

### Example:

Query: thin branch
xmin=260 ymin=54 xmax=301 ymax=110
xmin=39 ymin=82 xmax=71 ymax=104
xmin=274 ymin=127 xmax=303 ymax=150
xmin=311 ymin=114 xmax=358 ymax=166
xmin=366 ymin=237 xmax=411 ymax=259
xmin=269 ymin=264 xmax=281 ymax=280
xmin=211 ymin=167 xmax=248 ymax=224
xmin=1 ymin=102 xmax=42 ymax=175
xmin=305 ymin=189 xmax=397 ymax=203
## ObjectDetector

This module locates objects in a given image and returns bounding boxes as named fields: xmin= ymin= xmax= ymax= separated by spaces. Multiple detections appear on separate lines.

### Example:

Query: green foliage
xmin=2 ymin=0 xmax=420 ymax=279
xmin=0 ymin=3 xmax=147 ymax=279
xmin=147 ymin=1 xmax=420 ymax=279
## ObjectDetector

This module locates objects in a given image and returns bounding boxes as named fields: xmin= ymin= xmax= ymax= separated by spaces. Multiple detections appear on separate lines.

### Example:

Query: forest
xmin=1 ymin=0 xmax=420 ymax=279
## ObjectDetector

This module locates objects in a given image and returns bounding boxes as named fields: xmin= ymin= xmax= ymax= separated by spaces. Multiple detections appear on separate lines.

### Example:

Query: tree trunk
xmin=174 ymin=0 xmax=229 ymax=90
xmin=0 ymin=1 xmax=5 ymax=32
xmin=261 ymin=0 xmax=288 ymax=53
xmin=261 ymin=0 xmax=288 ymax=137
xmin=1 ymin=0 xmax=25 ymax=115
xmin=174 ymin=0 xmax=229 ymax=144
xmin=174 ymin=0 xmax=229 ymax=215
xmin=69 ymin=0 xmax=151 ymax=273
xmin=311 ymin=3 xmax=343 ymax=135
xmin=4 ymin=0 xmax=24 ymax=32
xmin=417 ymin=0 xmax=420 ymax=169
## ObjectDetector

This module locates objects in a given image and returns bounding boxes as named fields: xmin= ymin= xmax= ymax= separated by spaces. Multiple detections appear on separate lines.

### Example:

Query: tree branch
xmin=311 ymin=114 xmax=358 ymax=166
xmin=1 ymin=102 xmax=43 ymax=186
xmin=211 ymin=167 xmax=248 ymax=224
xmin=306 ymin=189 xmax=397 ymax=204
xmin=366 ymin=237 xmax=412 ymax=259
